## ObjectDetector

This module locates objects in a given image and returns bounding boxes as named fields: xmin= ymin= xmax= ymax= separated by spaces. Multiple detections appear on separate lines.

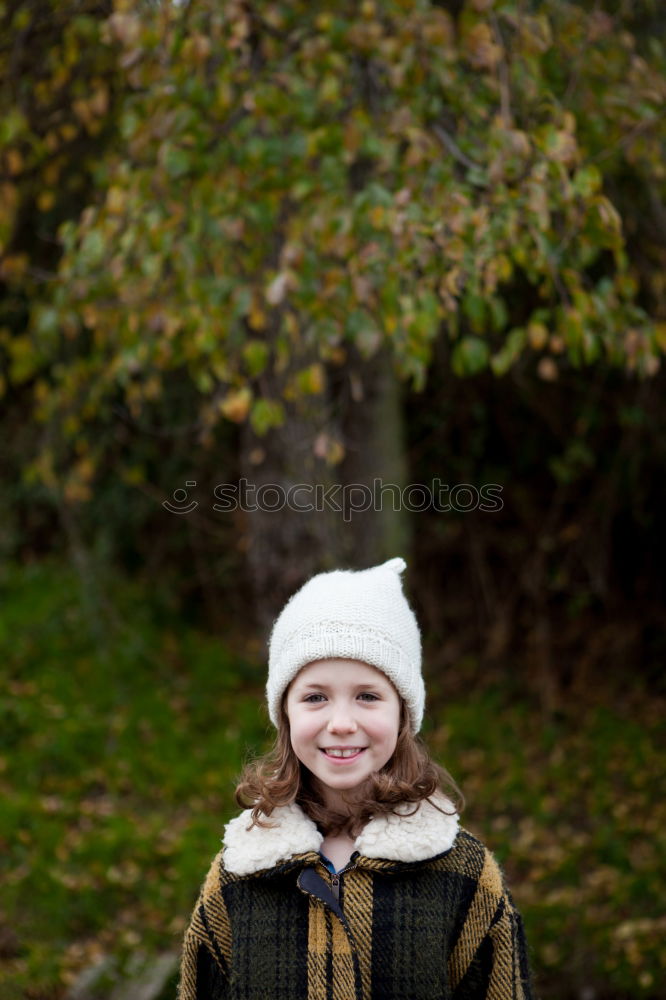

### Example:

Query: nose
xmin=326 ymin=704 xmax=358 ymax=734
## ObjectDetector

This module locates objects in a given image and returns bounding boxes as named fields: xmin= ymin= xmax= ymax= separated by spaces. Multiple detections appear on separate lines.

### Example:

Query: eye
xmin=358 ymin=691 xmax=379 ymax=702
xmin=303 ymin=693 xmax=326 ymax=703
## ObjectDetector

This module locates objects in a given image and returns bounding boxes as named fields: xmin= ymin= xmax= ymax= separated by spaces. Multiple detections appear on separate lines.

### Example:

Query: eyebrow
xmin=299 ymin=681 xmax=385 ymax=691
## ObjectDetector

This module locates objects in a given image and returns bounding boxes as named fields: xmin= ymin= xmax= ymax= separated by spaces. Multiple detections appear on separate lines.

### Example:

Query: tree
xmin=5 ymin=0 xmax=665 ymax=614
xmin=0 ymin=0 xmax=121 ymax=568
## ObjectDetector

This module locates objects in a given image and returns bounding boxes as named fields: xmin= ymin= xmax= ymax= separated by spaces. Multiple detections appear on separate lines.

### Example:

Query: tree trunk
xmin=338 ymin=345 xmax=410 ymax=566
xmin=239 ymin=392 xmax=344 ymax=636
xmin=239 ymin=346 xmax=410 ymax=634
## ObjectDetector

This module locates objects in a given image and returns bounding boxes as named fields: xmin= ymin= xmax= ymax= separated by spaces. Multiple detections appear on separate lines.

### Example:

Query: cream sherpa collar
xmin=222 ymin=795 xmax=460 ymax=876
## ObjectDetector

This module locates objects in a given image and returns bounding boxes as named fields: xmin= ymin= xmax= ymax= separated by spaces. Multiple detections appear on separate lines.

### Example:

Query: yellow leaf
xmin=547 ymin=130 xmax=578 ymax=166
xmin=43 ymin=162 xmax=61 ymax=186
xmin=77 ymin=457 xmax=95 ymax=482
xmin=562 ymin=111 xmax=576 ymax=134
xmin=64 ymin=480 xmax=92 ymax=503
xmin=60 ymin=123 xmax=78 ymax=143
xmin=73 ymin=99 xmax=92 ymax=125
xmin=82 ymin=305 xmax=98 ymax=327
xmin=369 ymin=206 xmax=385 ymax=228
xmin=319 ymin=76 xmax=340 ymax=103
xmin=89 ymin=86 xmax=109 ymax=117
xmin=220 ymin=386 xmax=252 ymax=423
xmin=6 ymin=149 xmax=23 ymax=175
xmin=26 ymin=451 xmax=57 ymax=489
xmin=107 ymin=186 xmax=126 ymax=214
xmin=297 ymin=362 xmax=325 ymax=395
xmin=183 ymin=34 xmax=211 ymax=63
xmin=34 ymin=379 xmax=49 ymax=402
xmin=422 ymin=11 xmax=454 ymax=46
xmin=322 ymin=268 xmax=345 ymax=297
xmin=343 ymin=120 xmax=362 ymax=155
xmin=326 ymin=346 xmax=347 ymax=365
xmin=442 ymin=268 xmax=462 ymax=296
xmin=144 ymin=376 xmax=161 ymax=400
xmin=464 ymin=23 xmax=502 ymax=70
xmin=595 ymin=196 xmax=621 ymax=233
xmin=495 ymin=255 xmax=513 ymax=282
xmin=37 ymin=190 xmax=55 ymax=212
xmin=248 ymin=304 xmax=267 ymax=331
xmin=528 ymin=322 xmax=549 ymax=350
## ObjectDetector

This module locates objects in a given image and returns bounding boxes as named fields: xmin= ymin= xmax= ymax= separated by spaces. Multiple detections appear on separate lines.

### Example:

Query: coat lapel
xmin=222 ymin=795 xmax=459 ymax=876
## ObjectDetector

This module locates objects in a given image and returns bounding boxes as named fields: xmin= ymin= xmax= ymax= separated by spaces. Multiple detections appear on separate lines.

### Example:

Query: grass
xmin=427 ymin=690 xmax=665 ymax=998
xmin=1 ymin=558 xmax=664 ymax=999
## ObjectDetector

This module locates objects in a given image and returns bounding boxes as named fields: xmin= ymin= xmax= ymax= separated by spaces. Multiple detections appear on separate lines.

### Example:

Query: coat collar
xmin=222 ymin=794 xmax=459 ymax=876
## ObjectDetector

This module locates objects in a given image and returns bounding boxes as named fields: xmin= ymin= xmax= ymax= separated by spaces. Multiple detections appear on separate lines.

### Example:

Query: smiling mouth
xmin=320 ymin=747 xmax=367 ymax=759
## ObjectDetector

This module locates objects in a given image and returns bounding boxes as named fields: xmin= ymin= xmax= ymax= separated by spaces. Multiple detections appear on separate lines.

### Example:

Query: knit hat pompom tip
xmin=382 ymin=556 xmax=407 ymax=575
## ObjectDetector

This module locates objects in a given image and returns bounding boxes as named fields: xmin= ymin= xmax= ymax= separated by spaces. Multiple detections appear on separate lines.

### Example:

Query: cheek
xmin=288 ymin=712 xmax=320 ymax=748
xmin=366 ymin=708 xmax=400 ymax=748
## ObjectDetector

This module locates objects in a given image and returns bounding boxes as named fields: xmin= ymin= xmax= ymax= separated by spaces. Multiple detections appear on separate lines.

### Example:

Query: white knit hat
xmin=267 ymin=557 xmax=425 ymax=732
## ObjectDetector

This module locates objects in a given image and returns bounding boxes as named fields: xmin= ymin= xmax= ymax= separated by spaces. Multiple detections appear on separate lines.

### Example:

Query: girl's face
xmin=285 ymin=658 xmax=401 ymax=810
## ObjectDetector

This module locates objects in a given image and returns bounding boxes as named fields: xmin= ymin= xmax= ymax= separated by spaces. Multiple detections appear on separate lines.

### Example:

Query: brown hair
xmin=235 ymin=697 xmax=463 ymax=837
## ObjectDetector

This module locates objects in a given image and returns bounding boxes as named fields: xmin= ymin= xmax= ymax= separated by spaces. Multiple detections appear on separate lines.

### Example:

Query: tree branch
xmin=432 ymin=123 xmax=481 ymax=171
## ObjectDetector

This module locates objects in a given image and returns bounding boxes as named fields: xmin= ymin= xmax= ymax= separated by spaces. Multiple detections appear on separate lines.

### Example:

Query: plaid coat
xmin=179 ymin=795 xmax=534 ymax=1000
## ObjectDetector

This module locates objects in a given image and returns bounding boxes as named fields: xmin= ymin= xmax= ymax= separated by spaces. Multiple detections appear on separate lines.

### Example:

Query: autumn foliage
xmin=1 ymin=0 xmax=665 ymax=500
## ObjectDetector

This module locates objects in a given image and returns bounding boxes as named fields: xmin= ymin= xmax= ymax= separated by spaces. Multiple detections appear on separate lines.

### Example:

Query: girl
xmin=179 ymin=557 xmax=535 ymax=999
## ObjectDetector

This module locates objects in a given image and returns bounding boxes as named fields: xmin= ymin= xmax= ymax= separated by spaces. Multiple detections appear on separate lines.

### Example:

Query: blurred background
xmin=1 ymin=1 xmax=665 ymax=998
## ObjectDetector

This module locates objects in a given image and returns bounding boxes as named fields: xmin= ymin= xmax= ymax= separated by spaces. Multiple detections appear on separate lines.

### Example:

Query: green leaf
xmin=462 ymin=291 xmax=487 ymax=334
xmin=162 ymin=145 xmax=191 ymax=179
xmin=243 ymin=341 xmax=269 ymax=377
xmin=572 ymin=165 xmax=602 ymax=199
xmin=489 ymin=296 xmax=509 ymax=333
xmin=250 ymin=398 xmax=285 ymax=435
xmin=451 ymin=336 xmax=490 ymax=376
xmin=79 ymin=230 xmax=105 ymax=268
xmin=490 ymin=327 xmax=526 ymax=376
xmin=0 ymin=108 xmax=27 ymax=144
xmin=34 ymin=307 xmax=60 ymax=341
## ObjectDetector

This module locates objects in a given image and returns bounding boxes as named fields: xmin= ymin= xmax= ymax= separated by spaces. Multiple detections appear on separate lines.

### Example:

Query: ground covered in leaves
xmin=1 ymin=560 xmax=663 ymax=999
